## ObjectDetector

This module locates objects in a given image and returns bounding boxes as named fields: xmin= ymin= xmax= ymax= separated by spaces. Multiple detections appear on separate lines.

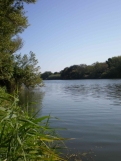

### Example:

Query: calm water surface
xmin=25 ymin=80 xmax=121 ymax=161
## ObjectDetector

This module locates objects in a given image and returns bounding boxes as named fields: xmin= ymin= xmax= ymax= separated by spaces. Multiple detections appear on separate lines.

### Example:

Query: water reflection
xmin=19 ymin=87 xmax=45 ymax=115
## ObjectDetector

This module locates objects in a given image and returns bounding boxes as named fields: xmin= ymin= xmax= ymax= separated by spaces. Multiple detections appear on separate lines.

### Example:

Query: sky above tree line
xmin=19 ymin=0 xmax=121 ymax=73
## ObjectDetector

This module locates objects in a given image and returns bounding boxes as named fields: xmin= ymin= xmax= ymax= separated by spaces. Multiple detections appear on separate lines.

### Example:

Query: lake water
xmin=21 ymin=80 xmax=121 ymax=161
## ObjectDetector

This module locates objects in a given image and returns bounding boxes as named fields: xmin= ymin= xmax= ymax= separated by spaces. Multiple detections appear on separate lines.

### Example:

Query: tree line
xmin=0 ymin=0 xmax=41 ymax=92
xmin=41 ymin=55 xmax=121 ymax=80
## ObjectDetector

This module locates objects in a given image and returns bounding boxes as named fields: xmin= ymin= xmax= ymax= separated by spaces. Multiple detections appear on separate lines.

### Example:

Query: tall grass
xmin=0 ymin=88 xmax=66 ymax=161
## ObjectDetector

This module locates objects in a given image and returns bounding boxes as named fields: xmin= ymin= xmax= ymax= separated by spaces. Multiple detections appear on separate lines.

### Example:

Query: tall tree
xmin=0 ymin=0 xmax=36 ymax=53
xmin=0 ymin=0 xmax=42 ymax=92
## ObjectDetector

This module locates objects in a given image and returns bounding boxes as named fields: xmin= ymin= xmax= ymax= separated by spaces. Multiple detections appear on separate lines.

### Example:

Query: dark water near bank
xmin=21 ymin=80 xmax=121 ymax=161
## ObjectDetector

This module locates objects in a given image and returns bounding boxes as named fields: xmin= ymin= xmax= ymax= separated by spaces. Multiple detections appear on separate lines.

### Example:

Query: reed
xmin=0 ymin=88 xmax=66 ymax=161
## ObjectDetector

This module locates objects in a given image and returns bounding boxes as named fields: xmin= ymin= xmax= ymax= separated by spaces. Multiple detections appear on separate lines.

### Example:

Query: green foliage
xmin=41 ymin=72 xmax=61 ymax=80
xmin=45 ymin=55 xmax=121 ymax=80
xmin=106 ymin=56 xmax=121 ymax=78
xmin=48 ymin=74 xmax=61 ymax=80
xmin=13 ymin=51 xmax=42 ymax=89
xmin=0 ymin=53 xmax=14 ymax=81
xmin=0 ymin=52 xmax=42 ymax=92
xmin=0 ymin=0 xmax=41 ymax=92
xmin=87 ymin=62 xmax=108 ymax=78
xmin=41 ymin=71 xmax=53 ymax=80
xmin=60 ymin=62 xmax=108 ymax=79
xmin=0 ymin=0 xmax=36 ymax=52
xmin=60 ymin=57 xmax=121 ymax=79
xmin=61 ymin=65 xmax=87 ymax=79
xmin=0 ymin=88 xmax=66 ymax=161
xmin=0 ymin=1 xmax=25 ymax=53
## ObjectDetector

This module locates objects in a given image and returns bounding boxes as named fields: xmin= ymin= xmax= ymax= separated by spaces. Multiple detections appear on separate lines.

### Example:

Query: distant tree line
xmin=41 ymin=72 xmax=61 ymax=80
xmin=41 ymin=55 xmax=121 ymax=80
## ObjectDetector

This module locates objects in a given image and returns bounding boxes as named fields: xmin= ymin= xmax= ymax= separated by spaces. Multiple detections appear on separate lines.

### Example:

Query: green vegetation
xmin=42 ymin=55 xmax=121 ymax=80
xmin=0 ymin=1 xmax=66 ymax=160
xmin=41 ymin=72 xmax=61 ymax=80
xmin=0 ymin=0 xmax=41 ymax=92
xmin=48 ymin=74 xmax=61 ymax=80
xmin=41 ymin=72 xmax=53 ymax=80
xmin=1 ymin=0 xmax=120 ymax=160
xmin=12 ymin=52 xmax=41 ymax=90
xmin=0 ymin=88 xmax=66 ymax=161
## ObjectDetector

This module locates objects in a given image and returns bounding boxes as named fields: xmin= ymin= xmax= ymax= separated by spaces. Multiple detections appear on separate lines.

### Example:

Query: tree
xmin=88 ymin=62 xmax=108 ymax=78
xmin=0 ymin=0 xmax=36 ymax=53
xmin=11 ymin=51 xmax=42 ymax=91
xmin=106 ymin=56 xmax=121 ymax=78
xmin=0 ymin=53 xmax=14 ymax=82
xmin=0 ymin=0 xmax=36 ymax=54
xmin=0 ymin=0 xmax=42 ymax=91
xmin=41 ymin=71 xmax=53 ymax=80
xmin=61 ymin=65 xmax=86 ymax=79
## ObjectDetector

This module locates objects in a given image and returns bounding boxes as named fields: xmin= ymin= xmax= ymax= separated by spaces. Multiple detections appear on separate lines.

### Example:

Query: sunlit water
xmin=21 ymin=80 xmax=121 ymax=161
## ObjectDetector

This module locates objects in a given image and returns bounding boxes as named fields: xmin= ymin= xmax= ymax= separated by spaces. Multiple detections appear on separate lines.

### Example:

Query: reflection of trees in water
xmin=19 ymin=87 xmax=45 ymax=115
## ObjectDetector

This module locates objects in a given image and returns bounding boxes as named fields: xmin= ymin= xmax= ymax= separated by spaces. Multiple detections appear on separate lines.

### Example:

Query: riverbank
xmin=0 ymin=87 xmax=66 ymax=161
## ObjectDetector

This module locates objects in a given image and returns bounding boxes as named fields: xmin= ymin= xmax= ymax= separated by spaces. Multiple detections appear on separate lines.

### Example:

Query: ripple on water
xmin=40 ymin=80 xmax=121 ymax=161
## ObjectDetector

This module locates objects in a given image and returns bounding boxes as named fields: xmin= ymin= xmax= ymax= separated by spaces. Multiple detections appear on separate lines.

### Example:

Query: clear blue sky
xmin=19 ymin=0 xmax=121 ymax=73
